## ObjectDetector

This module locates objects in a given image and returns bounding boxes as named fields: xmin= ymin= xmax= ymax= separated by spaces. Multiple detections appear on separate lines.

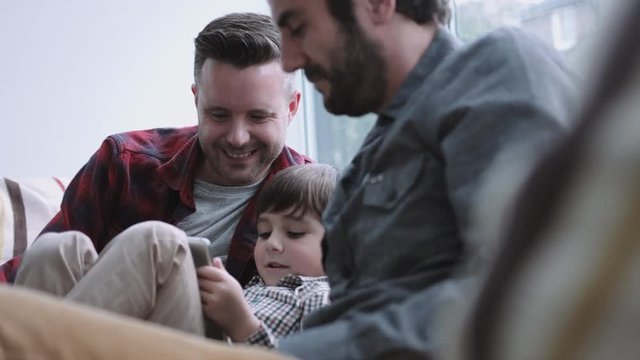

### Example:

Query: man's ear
xmin=287 ymin=90 xmax=302 ymax=124
xmin=191 ymin=83 xmax=198 ymax=107
xmin=365 ymin=0 xmax=396 ymax=24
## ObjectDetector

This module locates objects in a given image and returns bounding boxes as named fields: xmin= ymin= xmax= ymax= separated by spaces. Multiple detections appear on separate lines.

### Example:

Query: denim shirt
xmin=279 ymin=28 xmax=578 ymax=359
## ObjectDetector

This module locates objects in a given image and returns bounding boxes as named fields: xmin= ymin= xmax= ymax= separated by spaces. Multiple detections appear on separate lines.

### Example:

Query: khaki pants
xmin=14 ymin=221 xmax=204 ymax=335
xmin=0 ymin=285 xmax=290 ymax=360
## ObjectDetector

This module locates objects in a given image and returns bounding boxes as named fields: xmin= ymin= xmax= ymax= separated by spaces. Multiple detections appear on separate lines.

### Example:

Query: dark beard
xmin=307 ymin=28 xmax=387 ymax=117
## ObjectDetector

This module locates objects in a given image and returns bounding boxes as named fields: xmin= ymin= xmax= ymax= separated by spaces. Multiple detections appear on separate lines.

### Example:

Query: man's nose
xmin=226 ymin=120 xmax=250 ymax=147
xmin=281 ymin=37 xmax=306 ymax=72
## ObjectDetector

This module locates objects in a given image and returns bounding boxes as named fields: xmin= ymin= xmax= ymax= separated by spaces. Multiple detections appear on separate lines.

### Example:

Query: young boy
xmin=14 ymin=163 xmax=338 ymax=348
xmin=196 ymin=163 xmax=338 ymax=347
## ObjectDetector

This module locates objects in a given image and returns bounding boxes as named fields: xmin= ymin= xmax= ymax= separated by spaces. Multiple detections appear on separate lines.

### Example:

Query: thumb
xmin=212 ymin=257 xmax=226 ymax=271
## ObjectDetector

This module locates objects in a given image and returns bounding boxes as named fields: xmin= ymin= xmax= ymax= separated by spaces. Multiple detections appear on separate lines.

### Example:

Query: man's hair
xmin=326 ymin=0 xmax=451 ymax=28
xmin=257 ymin=164 xmax=339 ymax=219
xmin=193 ymin=13 xmax=282 ymax=82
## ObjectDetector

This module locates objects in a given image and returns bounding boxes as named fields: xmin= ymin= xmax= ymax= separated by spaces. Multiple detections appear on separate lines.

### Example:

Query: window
xmin=551 ymin=6 xmax=578 ymax=51
xmin=305 ymin=84 xmax=376 ymax=170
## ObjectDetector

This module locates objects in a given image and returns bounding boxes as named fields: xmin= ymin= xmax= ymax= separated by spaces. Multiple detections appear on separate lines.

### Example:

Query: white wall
xmin=0 ymin=1 xmax=308 ymax=178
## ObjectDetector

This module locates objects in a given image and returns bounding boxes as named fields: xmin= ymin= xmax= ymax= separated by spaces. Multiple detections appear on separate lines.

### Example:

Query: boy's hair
xmin=257 ymin=164 xmax=339 ymax=219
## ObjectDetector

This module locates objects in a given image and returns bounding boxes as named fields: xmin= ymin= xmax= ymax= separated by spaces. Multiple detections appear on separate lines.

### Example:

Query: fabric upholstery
xmin=0 ymin=177 xmax=68 ymax=263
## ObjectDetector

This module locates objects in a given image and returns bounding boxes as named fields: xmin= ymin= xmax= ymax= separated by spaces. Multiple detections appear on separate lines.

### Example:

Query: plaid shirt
xmin=242 ymin=274 xmax=330 ymax=348
xmin=0 ymin=126 xmax=311 ymax=285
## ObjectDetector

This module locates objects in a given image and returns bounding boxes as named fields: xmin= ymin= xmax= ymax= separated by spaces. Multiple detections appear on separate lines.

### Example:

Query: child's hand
xmin=196 ymin=257 xmax=261 ymax=341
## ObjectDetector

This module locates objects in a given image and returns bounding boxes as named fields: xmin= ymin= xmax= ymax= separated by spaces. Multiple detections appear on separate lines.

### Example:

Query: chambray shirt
xmin=279 ymin=28 xmax=578 ymax=359
xmin=242 ymin=275 xmax=330 ymax=348
xmin=0 ymin=126 xmax=311 ymax=284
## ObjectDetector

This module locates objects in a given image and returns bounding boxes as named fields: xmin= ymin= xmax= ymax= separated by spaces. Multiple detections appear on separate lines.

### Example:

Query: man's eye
xmin=287 ymin=231 xmax=305 ymax=239
xmin=258 ymin=232 xmax=271 ymax=239
xmin=210 ymin=113 xmax=229 ymax=121
xmin=289 ymin=24 xmax=305 ymax=37
xmin=249 ymin=114 xmax=269 ymax=122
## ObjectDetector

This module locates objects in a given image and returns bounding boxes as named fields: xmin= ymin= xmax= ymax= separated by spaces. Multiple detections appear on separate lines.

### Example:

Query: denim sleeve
xmin=279 ymin=281 xmax=461 ymax=359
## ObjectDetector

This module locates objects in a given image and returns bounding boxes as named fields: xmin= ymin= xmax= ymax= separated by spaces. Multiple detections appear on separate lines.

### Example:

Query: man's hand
xmin=197 ymin=257 xmax=261 ymax=342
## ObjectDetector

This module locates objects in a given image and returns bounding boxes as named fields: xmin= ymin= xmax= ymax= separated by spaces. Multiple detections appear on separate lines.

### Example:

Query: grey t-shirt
xmin=176 ymin=179 xmax=261 ymax=259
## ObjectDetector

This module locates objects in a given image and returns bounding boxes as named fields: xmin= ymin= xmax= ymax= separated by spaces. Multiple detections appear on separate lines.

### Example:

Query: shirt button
xmin=369 ymin=174 xmax=384 ymax=184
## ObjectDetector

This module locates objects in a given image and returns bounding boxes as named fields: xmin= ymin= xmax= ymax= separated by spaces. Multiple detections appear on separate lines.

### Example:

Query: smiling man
xmin=3 ymin=13 xmax=311 ymax=290
xmin=193 ymin=57 xmax=296 ymax=187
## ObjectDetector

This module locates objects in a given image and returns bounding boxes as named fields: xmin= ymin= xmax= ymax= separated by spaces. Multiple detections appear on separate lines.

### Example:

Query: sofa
xmin=0 ymin=177 xmax=69 ymax=264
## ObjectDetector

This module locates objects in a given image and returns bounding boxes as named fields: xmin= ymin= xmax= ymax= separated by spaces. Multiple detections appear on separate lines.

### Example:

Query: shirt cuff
xmin=244 ymin=322 xmax=277 ymax=348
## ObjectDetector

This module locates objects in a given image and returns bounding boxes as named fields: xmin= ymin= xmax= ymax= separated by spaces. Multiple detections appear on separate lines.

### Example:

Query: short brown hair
xmin=327 ymin=0 xmax=451 ymax=27
xmin=193 ymin=13 xmax=281 ymax=82
xmin=257 ymin=164 xmax=339 ymax=219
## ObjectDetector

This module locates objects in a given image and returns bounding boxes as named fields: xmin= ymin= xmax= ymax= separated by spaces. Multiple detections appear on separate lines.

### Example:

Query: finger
xmin=212 ymin=257 xmax=226 ymax=270
xmin=196 ymin=265 xmax=213 ymax=277
xmin=198 ymin=276 xmax=222 ymax=292
xmin=197 ymin=265 xmax=227 ymax=281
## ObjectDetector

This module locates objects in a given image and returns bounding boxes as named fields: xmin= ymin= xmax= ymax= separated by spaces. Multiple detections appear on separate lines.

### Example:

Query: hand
xmin=197 ymin=257 xmax=261 ymax=341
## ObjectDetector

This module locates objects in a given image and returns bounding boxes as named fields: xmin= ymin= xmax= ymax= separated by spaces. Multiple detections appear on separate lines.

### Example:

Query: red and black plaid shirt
xmin=0 ymin=126 xmax=311 ymax=285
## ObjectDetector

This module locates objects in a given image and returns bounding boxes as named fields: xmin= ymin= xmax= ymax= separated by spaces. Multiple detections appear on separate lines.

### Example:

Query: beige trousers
xmin=14 ymin=221 xmax=204 ymax=335
xmin=0 ymin=285 xmax=290 ymax=360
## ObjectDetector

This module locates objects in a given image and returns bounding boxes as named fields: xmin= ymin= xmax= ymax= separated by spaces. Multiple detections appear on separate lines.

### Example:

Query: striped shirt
xmin=243 ymin=274 xmax=330 ymax=348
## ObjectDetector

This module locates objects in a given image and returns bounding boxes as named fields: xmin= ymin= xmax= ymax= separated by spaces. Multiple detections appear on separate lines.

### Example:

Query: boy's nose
xmin=266 ymin=237 xmax=284 ymax=253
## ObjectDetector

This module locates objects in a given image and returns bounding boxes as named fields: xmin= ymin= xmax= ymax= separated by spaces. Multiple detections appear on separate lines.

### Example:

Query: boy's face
xmin=254 ymin=208 xmax=325 ymax=286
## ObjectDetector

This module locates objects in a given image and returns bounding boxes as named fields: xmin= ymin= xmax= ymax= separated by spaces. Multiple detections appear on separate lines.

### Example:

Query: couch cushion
xmin=0 ymin=177 xmax=68 ymax=264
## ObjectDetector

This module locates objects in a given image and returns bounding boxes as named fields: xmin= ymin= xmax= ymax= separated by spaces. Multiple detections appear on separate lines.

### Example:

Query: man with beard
xmin=2 ymin=13 xmax=310 ymax=291
xmin=263 ymin=0 xmax=578 ymax=358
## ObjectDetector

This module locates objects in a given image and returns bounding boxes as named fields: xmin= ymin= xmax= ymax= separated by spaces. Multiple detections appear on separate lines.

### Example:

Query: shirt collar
xmin=157 ymin=128 xmax=201 ymax=208
xmin=156 ymin=131 xmax=309 ymax=214
xmin=247 ymin=274 xmax=328 ymax=289
xmin=381 ymin=27 xmax=461 ymax=120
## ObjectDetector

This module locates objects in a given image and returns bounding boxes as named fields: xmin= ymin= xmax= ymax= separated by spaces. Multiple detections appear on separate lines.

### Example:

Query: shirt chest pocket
xmin=362 ymin=156 xmax=425 ymax=210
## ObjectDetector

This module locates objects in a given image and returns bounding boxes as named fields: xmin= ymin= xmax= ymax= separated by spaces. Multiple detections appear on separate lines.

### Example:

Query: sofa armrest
xmin=0 ymin=177 xmax=68 ymax=264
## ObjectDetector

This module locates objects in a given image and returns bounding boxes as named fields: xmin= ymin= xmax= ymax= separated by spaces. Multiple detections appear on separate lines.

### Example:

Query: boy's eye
xmin=258 ymin=232 xmax=271 ymax=239
xmin=287 ymin=231 xmax=305 ymax=239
